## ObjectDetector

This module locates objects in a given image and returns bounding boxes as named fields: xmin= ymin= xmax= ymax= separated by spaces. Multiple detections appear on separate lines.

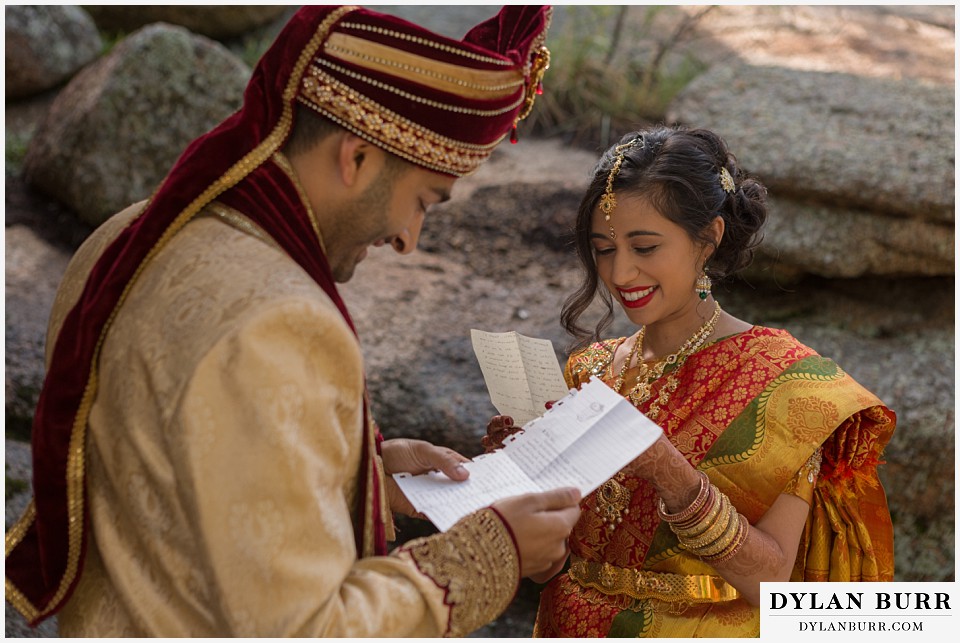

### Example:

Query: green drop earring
xmin=695 ymin=268 xmax=712 ymax=300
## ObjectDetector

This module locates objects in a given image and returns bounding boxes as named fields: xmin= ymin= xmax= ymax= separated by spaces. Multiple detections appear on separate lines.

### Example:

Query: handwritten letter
xmin=394 ymin=377 xmax=663 ymax=531
xmin=470 ymin=329 xmax=570 ymax=426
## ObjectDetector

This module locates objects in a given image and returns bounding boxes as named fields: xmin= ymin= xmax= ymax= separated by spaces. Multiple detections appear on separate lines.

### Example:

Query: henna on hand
xmin=482 ymin=415 xmax=522 ymax=453
xmin=713 ymin=524 xmax=782 ymax=577
xmin=632 ymin=436 xmax=701 ymax=511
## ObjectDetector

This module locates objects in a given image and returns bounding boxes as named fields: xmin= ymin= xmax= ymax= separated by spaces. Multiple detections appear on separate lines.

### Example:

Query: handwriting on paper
xmin=394 ymin=377 xmax=663 ymax=531
xmin=470 ymin=329 xmax=570 ymax=426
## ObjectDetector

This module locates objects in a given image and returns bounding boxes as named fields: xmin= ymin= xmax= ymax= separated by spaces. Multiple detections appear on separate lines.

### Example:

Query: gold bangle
xmin=671 ymin=488 xmax=726 ymax=539
xmin=679 ymin=498 xmax=734 ymax=552
xmin=670 ymin=484 xmax=719 ymax=532
xmin=657 ymin=471 xmax=710 ymax=524
xmin=675 ymin=494 xmax=732 ymax=548
xmin=689 ymin=505 xmax=741 ymax=557
xmin=704 ymin=515 xmax=750 ymax=563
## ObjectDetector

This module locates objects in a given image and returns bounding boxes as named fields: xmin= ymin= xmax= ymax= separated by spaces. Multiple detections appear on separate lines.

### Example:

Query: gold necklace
xmin=611 ymin=330 xmax=643 ymax=394
xmin=619 ymin=302 xmax=721 ymax=413
xmin=594 ymin=303 xmax=722 ymax=531
xmin=592 ymin=472 xmax=630 ymax=532
xmin=643 ymin=302 xmax=721 ymax=420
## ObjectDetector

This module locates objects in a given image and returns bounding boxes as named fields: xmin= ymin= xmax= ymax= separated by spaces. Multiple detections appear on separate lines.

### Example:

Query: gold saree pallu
xmin=568 ymin=556 xmax=739 ymax=605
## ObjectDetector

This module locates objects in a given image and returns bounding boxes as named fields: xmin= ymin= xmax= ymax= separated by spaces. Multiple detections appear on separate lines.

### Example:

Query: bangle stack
xmin=657 ymin=472 xmax=750 ymax=563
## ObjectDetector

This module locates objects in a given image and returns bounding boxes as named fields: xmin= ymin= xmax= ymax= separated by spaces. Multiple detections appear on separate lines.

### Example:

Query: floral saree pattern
xmin=534 ymin=326 xmax=895 ymax=637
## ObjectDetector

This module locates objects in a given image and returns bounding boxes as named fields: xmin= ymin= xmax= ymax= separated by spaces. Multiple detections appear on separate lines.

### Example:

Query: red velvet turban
xmin=5 ymin=5 xmax=552 ymax=627
xmin=299 ymin=6 xmax=552 ymax=175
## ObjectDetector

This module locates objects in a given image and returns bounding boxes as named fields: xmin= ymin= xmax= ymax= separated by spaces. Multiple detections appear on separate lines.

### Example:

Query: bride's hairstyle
xmin=561 ymin=125 xmax=768 ymax=347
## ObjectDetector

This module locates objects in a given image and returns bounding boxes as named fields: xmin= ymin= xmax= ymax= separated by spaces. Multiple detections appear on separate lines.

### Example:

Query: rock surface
xmin=669 ymin=64 xmax=954 ymax=279
xmin=4 ymin=225 xmax=72 ymax=438
xmin=669 ymin=64 xmax=954 ymax=222
xmin=674 ymin=5 xmax=954 ymax=86
xmin=83 ymin=5 xmax=288 ymax=40
xmin=756 ymin=196 xmax=955 ymax=279
xmin=22 ymin=23 xmax=250 ymax=227
xmin=4 ymin=5 xmax=102 ymax=99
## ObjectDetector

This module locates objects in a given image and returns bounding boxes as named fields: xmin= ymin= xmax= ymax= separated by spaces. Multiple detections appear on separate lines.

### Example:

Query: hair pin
xmin=719 ymin=167 xmax=735 ymax=194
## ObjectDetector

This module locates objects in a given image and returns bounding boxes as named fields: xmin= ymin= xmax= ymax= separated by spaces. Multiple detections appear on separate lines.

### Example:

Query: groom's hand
xmin=492 ymin=487 xmax=581 ymax=578
xmin=381 ymin=438 xmax=470 ymax=517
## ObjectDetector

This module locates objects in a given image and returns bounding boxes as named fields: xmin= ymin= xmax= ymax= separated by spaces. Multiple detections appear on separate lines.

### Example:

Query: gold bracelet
xmin=672 ymin=489 xmax=727 ymax=541
xmin=675 ymin=494 xmax=732 ymax=549
xmin=657 ymin=471 xmax=710 ymax=524
xmin=689 ymin=505 xmax=741 ymax=558
xmin=704 ymin=515 xmax=751 ymax=564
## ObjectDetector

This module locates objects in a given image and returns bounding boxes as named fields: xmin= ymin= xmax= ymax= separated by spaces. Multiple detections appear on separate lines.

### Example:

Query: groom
xmin=5 ymin=5 xmax=580 ymax=637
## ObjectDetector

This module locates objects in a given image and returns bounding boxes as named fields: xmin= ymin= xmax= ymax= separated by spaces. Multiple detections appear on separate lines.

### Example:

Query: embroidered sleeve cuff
xmin=397 ymin=507 xmax=520 ymax=637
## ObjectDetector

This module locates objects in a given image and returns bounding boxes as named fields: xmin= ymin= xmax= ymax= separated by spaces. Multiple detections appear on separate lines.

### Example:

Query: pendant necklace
xmin=593 ymin=302 xmax=722 ymax=531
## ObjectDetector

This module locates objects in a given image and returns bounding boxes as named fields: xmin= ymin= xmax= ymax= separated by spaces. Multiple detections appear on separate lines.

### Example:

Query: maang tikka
xmin=599 ymin=136 xmax=644 ymax=239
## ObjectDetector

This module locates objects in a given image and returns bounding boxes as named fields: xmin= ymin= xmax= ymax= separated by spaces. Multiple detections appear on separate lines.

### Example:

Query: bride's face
xmin=590 ymin=194 xmax=717 ymax=331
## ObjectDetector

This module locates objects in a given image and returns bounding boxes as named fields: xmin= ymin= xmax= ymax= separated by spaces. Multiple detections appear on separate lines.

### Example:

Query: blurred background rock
xmin=5 ymin=5 xmax=954 ymax=637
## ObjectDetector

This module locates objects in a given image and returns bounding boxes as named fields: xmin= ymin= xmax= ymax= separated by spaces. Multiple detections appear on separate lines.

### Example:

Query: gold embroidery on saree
xmin=568 ymin=339 xmax=620 ymax=384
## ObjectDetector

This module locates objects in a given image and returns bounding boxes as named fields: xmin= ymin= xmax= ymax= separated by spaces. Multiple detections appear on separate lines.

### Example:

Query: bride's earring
xmin=695 ymin=268 xmax=712 ymax=300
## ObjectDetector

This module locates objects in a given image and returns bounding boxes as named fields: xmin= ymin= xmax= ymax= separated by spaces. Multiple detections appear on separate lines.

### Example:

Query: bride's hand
xmin=623 ymin=434 xmax=704 ymax=512
xmin=481 ymin=414 xmax=522 ymax=453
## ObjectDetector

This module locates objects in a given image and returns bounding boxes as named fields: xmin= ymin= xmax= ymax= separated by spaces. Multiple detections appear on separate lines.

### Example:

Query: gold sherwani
xmin=52 ymin=202 xmax=519 ymax=636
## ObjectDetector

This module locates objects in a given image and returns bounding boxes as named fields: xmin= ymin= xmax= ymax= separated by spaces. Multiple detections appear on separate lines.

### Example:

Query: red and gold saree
xmin=534 ymin=326 xmax=895 ymax=637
